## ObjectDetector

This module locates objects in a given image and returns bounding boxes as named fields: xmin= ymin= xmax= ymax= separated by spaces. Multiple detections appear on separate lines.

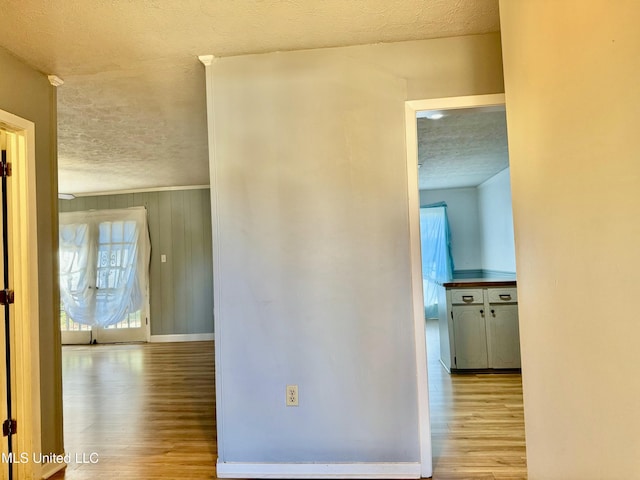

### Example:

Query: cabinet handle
xmin=480 ymin=309 xmax=484 ymax=317
xmin=499 ymin=294 xmax=512 ymax=301
xmin=462 ymin=295 xmax=474 ymax=302
xmin=491 ymin=309 xmax=496 ymax=317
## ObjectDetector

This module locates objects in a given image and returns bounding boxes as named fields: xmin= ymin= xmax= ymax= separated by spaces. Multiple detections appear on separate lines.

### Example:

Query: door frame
xmin=404 ymin=93 xmax=506 ymax=478
xmin=0 ymin=108 xmax=42 ymax=479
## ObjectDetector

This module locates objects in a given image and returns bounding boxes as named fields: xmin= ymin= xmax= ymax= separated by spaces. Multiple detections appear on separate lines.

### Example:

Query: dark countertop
xmin=442 ymin=278 xmax=517 ymax=288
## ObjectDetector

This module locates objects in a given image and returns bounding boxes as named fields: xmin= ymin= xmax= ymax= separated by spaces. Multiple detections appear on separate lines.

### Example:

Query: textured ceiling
xmin=0 ymin=0 xmax=500 ymax=195
xmin=417 ymin=107 xmax=509 ymax=190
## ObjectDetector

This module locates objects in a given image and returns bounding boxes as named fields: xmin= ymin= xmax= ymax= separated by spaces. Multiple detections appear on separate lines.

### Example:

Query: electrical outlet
xmin=286 ymin=385 xmax=298 ymax=406
xmin=161 ymin=254 xmax=167 ymax=263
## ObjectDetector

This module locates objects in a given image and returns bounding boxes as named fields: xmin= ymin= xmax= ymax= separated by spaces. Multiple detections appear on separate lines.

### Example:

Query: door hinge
xmin=146 ymin=317 xmax=148 ymax=325
xmin=1 ymin=150 xmax=10 ymax=177
xmin=0 ymin=289 xmax=14 ymax=306
xmin=454 ymin=356 xmax=457 ymax=366
xmin=2 ymin=419 xmax=16 ymax=437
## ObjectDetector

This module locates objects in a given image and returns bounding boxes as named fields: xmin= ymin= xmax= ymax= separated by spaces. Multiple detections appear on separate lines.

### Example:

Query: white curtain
xmin=59 ymin=207 xmax=150 ymax=327
xmin=420 ymin=204 xmax=454 ymax=319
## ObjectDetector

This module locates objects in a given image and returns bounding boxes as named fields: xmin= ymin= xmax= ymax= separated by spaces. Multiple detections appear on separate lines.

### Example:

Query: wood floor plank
xmin=426 ymin=318 xmax=527 ymax=479
xmin=50 ymin=342 xmax=218 ymax=480
xmin=50 ymin=323 xmax=526 ymax=479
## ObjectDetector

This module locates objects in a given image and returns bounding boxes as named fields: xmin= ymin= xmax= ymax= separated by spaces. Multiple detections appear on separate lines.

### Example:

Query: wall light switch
xmin=161 ymin=254 xmax=167 ymax=263
xmin=286 ymin=385 xmax=298 ymax=406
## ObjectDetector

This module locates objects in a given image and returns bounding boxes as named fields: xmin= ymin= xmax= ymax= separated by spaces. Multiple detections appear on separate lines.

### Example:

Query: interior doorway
xmin=415 ymin=101 xmax=515 ymax=365
xmin=55 ymin=190 xmax=215 ymax=476
xmin=405 ymin=94 xmax=527 ymax=478
xmin=0 ymin=111 xmax=42 ymax=480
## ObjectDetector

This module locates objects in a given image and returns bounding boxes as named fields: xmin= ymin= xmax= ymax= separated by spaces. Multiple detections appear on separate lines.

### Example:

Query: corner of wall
xmin=48 ymin=79 xmax=65 ymax=454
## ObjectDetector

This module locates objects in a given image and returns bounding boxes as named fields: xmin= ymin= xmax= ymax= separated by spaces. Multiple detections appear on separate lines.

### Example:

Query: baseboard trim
xmin=439 ymin=358 xmax=452 ymax=373
xmin=216 ymin=461 xmax=421 ymax=478
xmin=40 ymin=461 xmax=67 ymax=479
xmin=150 ymin=333 xmax=214 ymax=343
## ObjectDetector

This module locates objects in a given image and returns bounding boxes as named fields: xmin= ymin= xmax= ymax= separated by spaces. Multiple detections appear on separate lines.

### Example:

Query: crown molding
xmin=67 ymin=184 xmax=210 ymax=198
xmin=198 ymin=55 xmax=215 ymax=66
xmin=47 ymin=75 xmax=64 ymax=87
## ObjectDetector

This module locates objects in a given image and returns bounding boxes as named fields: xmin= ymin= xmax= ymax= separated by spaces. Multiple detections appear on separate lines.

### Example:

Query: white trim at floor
xmin=150 ymin=333 xmax=214 ymax=343
xmin=216 ymin=461 xmax=421 ymax=479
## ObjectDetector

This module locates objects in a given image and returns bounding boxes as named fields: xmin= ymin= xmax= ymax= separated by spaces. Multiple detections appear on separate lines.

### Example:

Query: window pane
xmin=60 ymin=304 xmax=92 ymax=332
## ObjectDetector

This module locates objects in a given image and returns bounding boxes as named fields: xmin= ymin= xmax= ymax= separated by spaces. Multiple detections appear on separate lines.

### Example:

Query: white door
xmin=59 ymin=208 xmax=150 ymax=344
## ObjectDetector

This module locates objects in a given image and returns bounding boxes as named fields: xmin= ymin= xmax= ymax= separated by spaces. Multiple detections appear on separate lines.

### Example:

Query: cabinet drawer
xmin=487 ymin=287 xmax=517 ymax=304
xmin=450 ymin=289 xmax=484 ymax=305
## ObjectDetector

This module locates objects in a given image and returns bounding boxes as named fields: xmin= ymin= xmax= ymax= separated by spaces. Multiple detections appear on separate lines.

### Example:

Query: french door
xmin=60 ymin=308 xmax=148 ymax=344
xmin=59 ymin=207 xmax=150 ymax=344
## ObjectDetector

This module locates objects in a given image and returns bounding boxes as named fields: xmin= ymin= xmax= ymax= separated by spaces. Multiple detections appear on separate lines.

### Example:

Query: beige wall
xmin=500 ymin=2 xmax=640 ymax=478
xmin=0 ymin=47 xmax=63 ymax=455
xmin=333 ymin=34 xmax=504 ymax=101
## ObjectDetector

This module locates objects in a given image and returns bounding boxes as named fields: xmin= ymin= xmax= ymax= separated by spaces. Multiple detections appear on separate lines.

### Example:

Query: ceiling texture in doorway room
xmin=418 ymin=108 xmax=509 ymax=190
xmin=0 ymin=0 xmax=500 ymax=195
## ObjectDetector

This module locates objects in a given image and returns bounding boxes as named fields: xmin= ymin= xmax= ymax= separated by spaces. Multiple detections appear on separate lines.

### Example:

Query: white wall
xmin=420 ymin=188 xmax=482 ymax=272
xmin=213 ymin=48 xmax=419 ymax=465
xmin=206 ymin=33 xmax=504 ymax=472
xmin=478 ymin=167 xmax=516 ymax=273
xmin=500 ymin=2 xmax=640 ymax=478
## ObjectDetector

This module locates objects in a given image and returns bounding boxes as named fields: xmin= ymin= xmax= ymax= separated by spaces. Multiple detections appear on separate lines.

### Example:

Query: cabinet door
xmin=487 ymin=304 xmax=521 ymax=369
xmin=452 ymin=306 xmax=489 ymax=369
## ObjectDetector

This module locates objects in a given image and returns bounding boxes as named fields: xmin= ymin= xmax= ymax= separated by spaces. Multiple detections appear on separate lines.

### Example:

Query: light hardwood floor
xmin=50 ymin=342 xmax=217 ymax=479
xmin=426 ymin=318 xmax=527 ymax=479
xmin=51 ymin=326 xmax=526 ymax=479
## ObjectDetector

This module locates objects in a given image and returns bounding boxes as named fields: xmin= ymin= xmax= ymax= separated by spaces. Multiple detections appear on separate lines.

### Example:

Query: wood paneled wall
xmin=59 ymin=189 xmax=214 ymax=336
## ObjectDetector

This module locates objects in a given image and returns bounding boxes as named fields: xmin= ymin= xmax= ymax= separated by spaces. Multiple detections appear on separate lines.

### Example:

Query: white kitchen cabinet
xmin=487 ymin=303 xmax=521 ymax=369
xmin=437 ymin=281 xmax=521 ymax=372
xmin=452 ymin=305 xmax=489 ymax=369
